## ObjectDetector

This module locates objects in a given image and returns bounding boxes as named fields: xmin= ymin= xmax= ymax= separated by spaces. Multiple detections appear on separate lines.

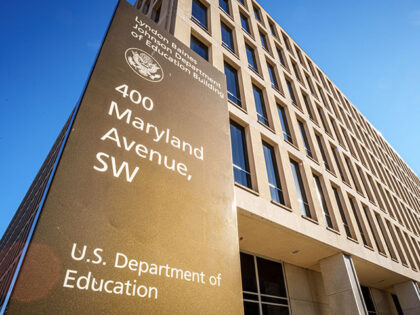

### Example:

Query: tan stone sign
xmin=6 ymin=1 xmax=243 ymax=313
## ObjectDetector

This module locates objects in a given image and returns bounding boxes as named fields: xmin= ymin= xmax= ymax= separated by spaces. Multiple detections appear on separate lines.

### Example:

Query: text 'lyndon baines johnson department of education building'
xmin=1 ymin=0 xmax=420 ymax=314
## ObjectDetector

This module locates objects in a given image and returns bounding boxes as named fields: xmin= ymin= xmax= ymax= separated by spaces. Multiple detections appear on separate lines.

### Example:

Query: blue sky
xmin=0 ymin=0 xmax=419 ymax=236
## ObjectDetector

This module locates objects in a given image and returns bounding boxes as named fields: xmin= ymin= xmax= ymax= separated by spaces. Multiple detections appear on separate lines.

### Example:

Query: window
xmin=298 ymin=121 xmax=312 ymax=158
xmin=361 ymin=286 xmax=377 ymax=315
xmin=331 ymin=145 xmax=345 ymax=181
xmin=219 ymin=0 xmax=230 ymax=14
xmin=190 ymin=35 xmax=208 ymax=61
xmin=252 ymin=85 xmax=269 ymax=126
xmin=302 ymin=94 xmax=314 ymax=120
xmin=269 ymin=22 xmax=277 ymax=37
xmin=282 ymin=33 xmax=291 ymax=51
xmin=259 ymin=31 xmax=269 ymax=51
xmin=286 ymin=80 xmax=298 ymax=106
xmin=313 ymin=174 xmax=333 ymax=228
xmin=375 ymin=214 xmax=397 ymax=259
xmin=240 ymin=13 xmax=250 ymax=33
xmin=315 ymin=134 xmax=330 ymax=171
xmin=263 ymin=142 xmax=285 ymax=204
xmin=253 ymin=5 xmax=261 ymax=21
xmin=240 ymin=252 xmax=290 ymax=315
xmin=238 ymin=0 xmax=245 ymax=5
xmin=191 ymin=0 xmax=208 ymax=29
xmin=316 ymin=106 xmax=329 ymax=134
xmin=348 ymin=197 xmax=369 ymax=246
xmin=332 ymin=186 xmax=352 ymax=238
xmin=305 ymin=75 xmax=315 ymax=95
xmin=277 ymin=106 xmax=293 ymax=143
xmin=267 ymin=63 xmax=279 ymax=90
xmin=291 ymin=62 xmax=301 ymax=81
xmin=277 ymin=48 xmax=286 ymax=67
xmin=246 ymin=44 xmax=258 ymax=72
xmin=230 ymin=121 xmax=251 ymax=188
xmin=290 ymin=159 xmax=311 ymax=217
xmin=224 ymin=62 xmax=241 ymax=106
xmin=363 ymin=206 xmax=385 ymax=254
xmin=221 ymin=22 xmax=235 ymax=52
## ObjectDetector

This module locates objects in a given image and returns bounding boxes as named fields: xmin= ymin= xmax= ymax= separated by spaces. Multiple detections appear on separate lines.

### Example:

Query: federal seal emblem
xmin=125 ymin=48 xmax=164 ymax=82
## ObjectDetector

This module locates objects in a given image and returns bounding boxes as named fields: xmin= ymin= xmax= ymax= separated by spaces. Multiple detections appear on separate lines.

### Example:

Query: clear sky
xmin=0 ymin=0 xmax=419 ymax=237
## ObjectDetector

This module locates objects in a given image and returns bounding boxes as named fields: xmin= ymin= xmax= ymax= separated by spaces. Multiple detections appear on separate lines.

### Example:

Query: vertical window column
xmin=230 ymin=121 xmax=251 ymax=188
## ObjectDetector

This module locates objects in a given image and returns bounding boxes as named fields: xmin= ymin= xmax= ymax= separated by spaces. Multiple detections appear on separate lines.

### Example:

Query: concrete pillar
xmin=320 ymin=253 xmax=367 ymax=315
xmin=394 ymin=280 xmax=420 ymax=315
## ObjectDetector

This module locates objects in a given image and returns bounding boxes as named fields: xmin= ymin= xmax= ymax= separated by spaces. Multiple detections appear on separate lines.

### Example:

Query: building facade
xmin=1 ymin=0 xmax=419 ymax=314
xmin=137 ymin=0 xmax=420 ymax=313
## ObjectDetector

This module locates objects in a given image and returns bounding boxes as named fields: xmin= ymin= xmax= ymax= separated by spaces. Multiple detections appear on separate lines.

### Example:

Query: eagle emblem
xmin=125 ymin=48 xmax=163 ymax=82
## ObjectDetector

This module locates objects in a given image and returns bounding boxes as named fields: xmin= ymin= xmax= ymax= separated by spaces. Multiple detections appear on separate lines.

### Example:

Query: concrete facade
xmin=135 ymin=0 xmax=420 ymax=313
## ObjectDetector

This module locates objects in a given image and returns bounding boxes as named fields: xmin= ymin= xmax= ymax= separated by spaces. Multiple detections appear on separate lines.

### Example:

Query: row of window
xmin=230 ymin=119 xmax=420 ymax=270
xmin=190 ymin=0 xmax=419 ymax=223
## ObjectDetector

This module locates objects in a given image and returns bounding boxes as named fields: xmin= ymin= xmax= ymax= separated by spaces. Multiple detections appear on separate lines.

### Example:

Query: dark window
xmin=282 ymin=34 xmax=291 ymax=51
xmin=331 ymin=145 xmax=345 ymax=180
xmin=219 ymin=0 xmax=230 ymax=14
xmin=332 ymin=186 xmax=352 ymax=238
xmin=240 ymin=14 xmax=250 ymax=33
xmin=253 ymin=85 xmax=269 ymax=126
xmin=190 ymin=35 xmax=208 ymax=61
xmin=277 ymin=106 xmax=292 ymax=143
xmin=269 ymin=23 xmax=277 ymax=37
xmin=363 ymin=206 xmax=384 ymax=254
xmin=191 ymin=0 xmax=208 ymax=29
xmin=263 ymin=142 xmax=285 ymax=204
xmin=151 ymin=5 xmax=161 ymax=22
xmin=224 ymin=62 xmax=241 ymax=106
xmin=221 ymin=22 xmax=235 ymax=52
xmin=292 ymin=62 xmax=301 ymax=81
xmin=345 ymin=158 xmax=360 ymax=192
xmin=230 ymin=121 xmax=251 ymax=187
xmin=277 ymin=48 xmax=286 ymax=67
xmin=290 ymin=159 xmax=311 ymax=217
xmin=246 ymin=44 xmax=258 ymax=72
xmin=302 ymin=94 xmax=314 ymax=120
xmin=376 ymin=214 xmax=397 ymax=259
xmin=315 ymin=134 xmax=330 ymax=171
xmin=317 ymin=106 xmax=329 ymax=133
xmin=313 ymin=174 xmax=333 ymax=228
xmin=267 ymin=63 xmax=279 ymax=90
xmin=240 ymin=252 xmax=290 ymax=315
xmin=349 ymin=197 xmax=369 ymax=246
xmin=286 ymin=80 xmax=297 ymax=106
xmin=253 ymin=6 xmax=261 ymax=21
xmin=298 ymin=121 xmax=312 ymax=158
xmin=361 ymin=286 xmax=377 ymax=315
xmin=305 ymin=75 xmax=315 ymax=95
xmin=260 ymin=32 xmax=268 ymax=51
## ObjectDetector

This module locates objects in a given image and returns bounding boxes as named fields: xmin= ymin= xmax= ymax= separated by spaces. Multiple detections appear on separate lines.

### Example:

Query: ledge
xmin=326 ymin=227 xmax=340 ymax=235
xmin=228 ymin=99 xmax=247 ymax=114
xmin=364 ymin=245 xmax=374 ymax=252
xmin=326 ymin=168 xmax=337 ymax=178
xmin=257 ymin=120 xmax=276 ymax=134
xmin=378 ymin=251 xmax=388 ymax=258
xmin=284 ymin=139 xmax=299 ymax=151
xmin=190 ymin=17 xmax=211 ymax=36
xmin=347 ymin=236 xmax=359 ymax=244
xmin=391 ymin=257 xmax=399 ymax=263
xmin=301 ymin=215 xmax=319 ymax=225
xmin=306 ymin=155 xmax=320 ymax=166
xmin=234 ymin=182 xmax=259 ymax=196
xmin=271 ymin=200 xmax=293 ymax=212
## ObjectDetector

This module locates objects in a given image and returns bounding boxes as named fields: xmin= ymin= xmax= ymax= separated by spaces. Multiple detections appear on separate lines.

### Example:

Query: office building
xmin=1 ymin=0 xmax=419 ymax=314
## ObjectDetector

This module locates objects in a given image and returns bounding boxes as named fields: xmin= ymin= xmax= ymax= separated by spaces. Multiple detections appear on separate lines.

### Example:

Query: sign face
xmin=7 ymin=1 xmax=243 ymax=313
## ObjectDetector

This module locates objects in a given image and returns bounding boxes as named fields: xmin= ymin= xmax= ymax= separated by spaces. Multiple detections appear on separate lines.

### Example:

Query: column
xmin=394 ymin=280 xmax=420 ymax=315
xmin=320 ymin=253 xmax=367 ymax=315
